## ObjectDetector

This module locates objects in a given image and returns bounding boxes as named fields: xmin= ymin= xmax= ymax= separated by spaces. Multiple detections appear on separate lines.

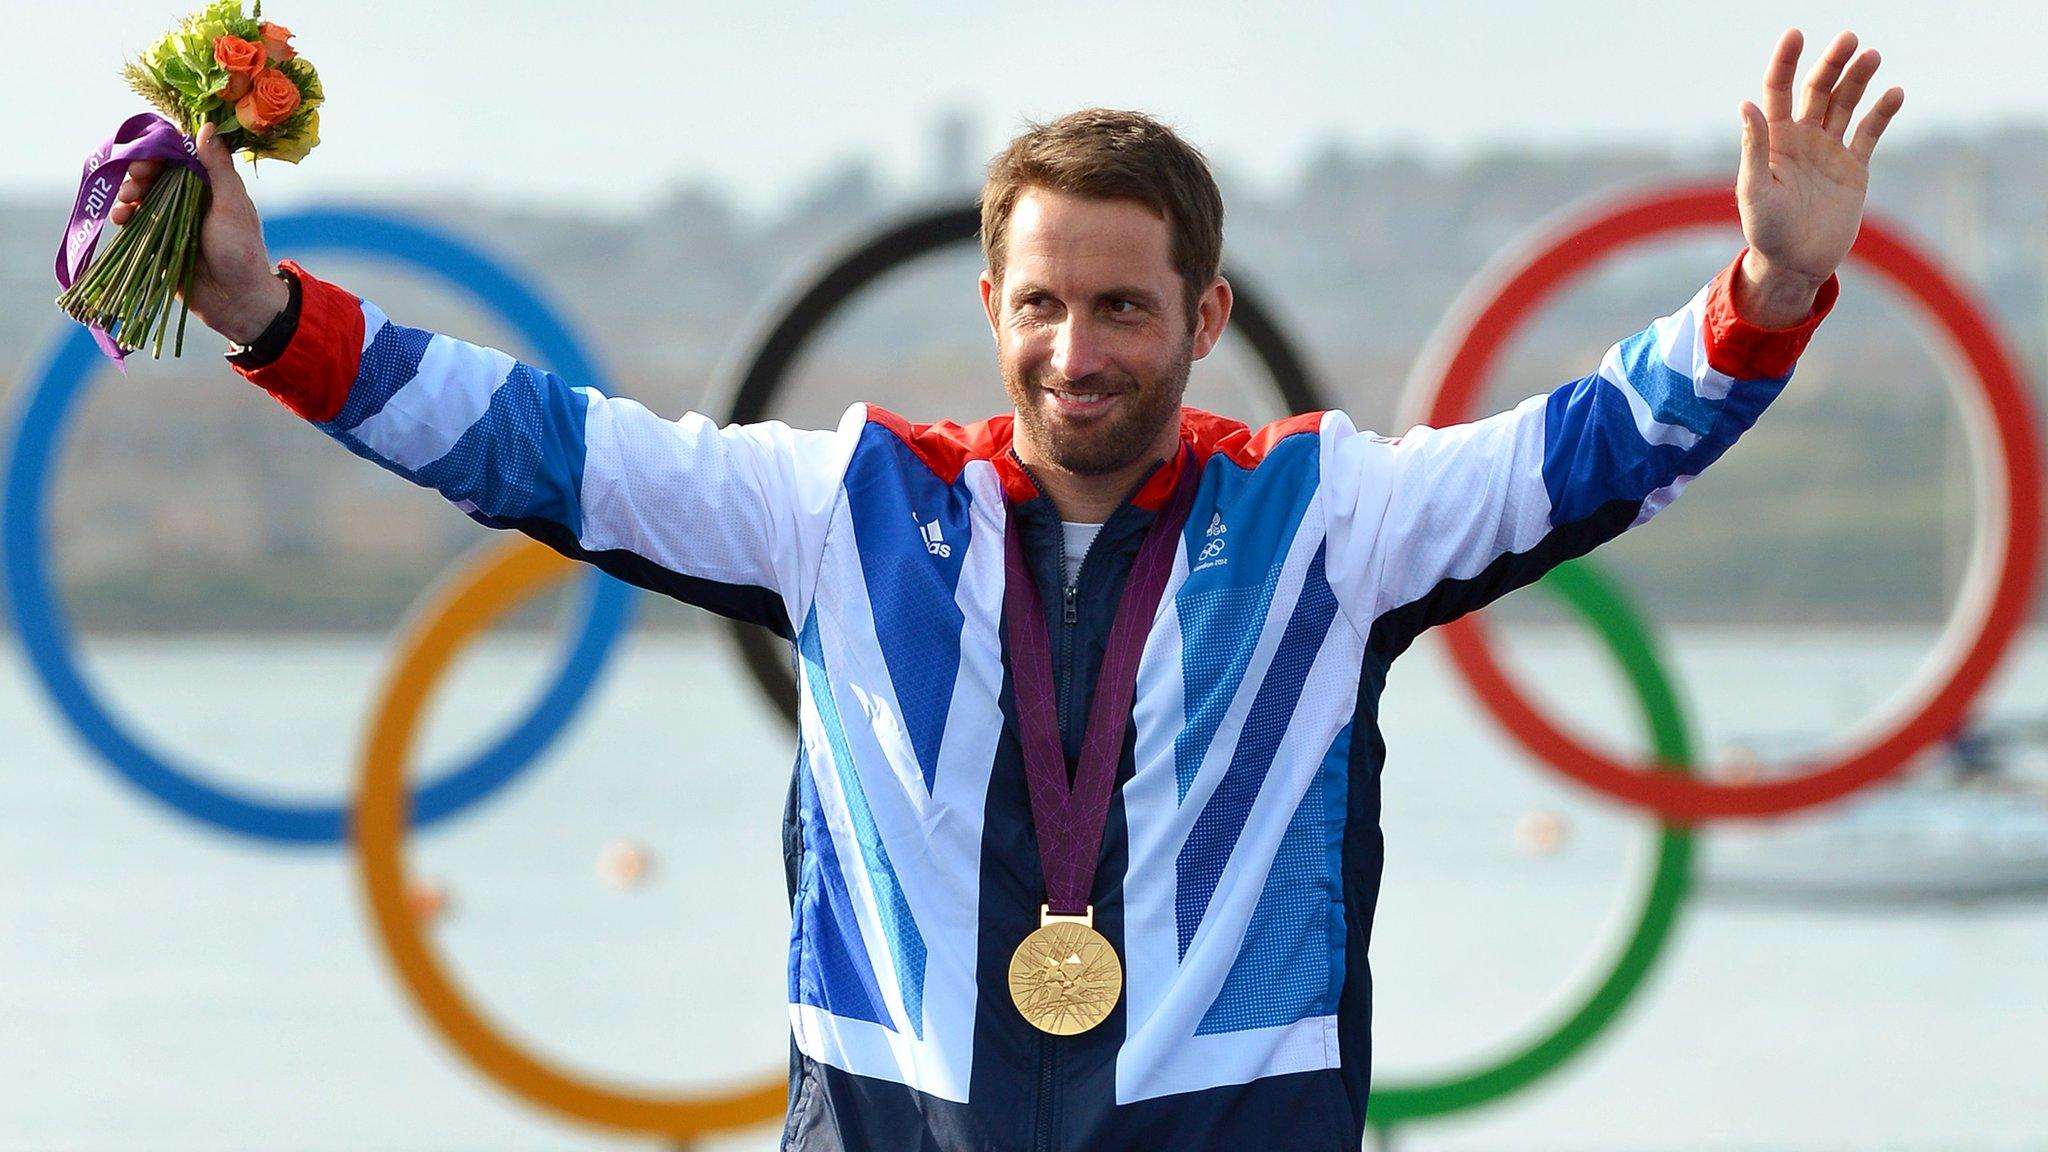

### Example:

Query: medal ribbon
xmin=1002 ymin=447 xmax=1199 ymax=917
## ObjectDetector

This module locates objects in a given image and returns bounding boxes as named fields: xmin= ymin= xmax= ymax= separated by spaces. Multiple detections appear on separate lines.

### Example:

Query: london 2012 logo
xmin=1194 ymin=511 xmax=1228 ymax=570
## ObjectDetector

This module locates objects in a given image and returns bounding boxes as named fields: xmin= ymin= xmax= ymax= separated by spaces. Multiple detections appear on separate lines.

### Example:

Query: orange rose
xmin=259 ymin=21 xmax=296 ymax=63
xmin=214 ymin=35 xmax=265 ymax=101
xmin=236 ymin=67 xmax=303 ymax=133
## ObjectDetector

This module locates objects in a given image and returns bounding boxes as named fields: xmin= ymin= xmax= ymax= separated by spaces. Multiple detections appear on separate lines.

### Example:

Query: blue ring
xmin=3 ymin=208 xmax=636 ymax=844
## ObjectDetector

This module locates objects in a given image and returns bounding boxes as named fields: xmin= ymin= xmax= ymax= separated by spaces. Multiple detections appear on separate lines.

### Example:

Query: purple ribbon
xmin=1003 ymin=448 xmax=1199 ymax=917
xmin=55 ymin=112 xmax=208 ymax=366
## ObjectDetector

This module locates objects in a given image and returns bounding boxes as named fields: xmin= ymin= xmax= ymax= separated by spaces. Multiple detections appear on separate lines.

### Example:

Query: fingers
xmin=1737 ymin=100 xmax=1771 ymax=185
xmin=1736 ymin=99 xmax=1772 ymax=213
xmin=111 ymin=159 xmax=164 ymax=227
xmin=195 ymin=121 xmax=234 ymax=180
xmin=1823 ymin=48 xmax=1882 ymax=140
xmin=1797 ymin=30 xmax=1858 ymax=123
xmin=1761 ymin=27 xmax=1802 ymax=122
xmin=193 ymin=121 xmax=255 ymax=217
xmin=1850 ymin=86 xmax=1906 ymax=163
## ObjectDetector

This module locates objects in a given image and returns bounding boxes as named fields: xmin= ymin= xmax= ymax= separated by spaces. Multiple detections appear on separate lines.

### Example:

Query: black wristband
xmin=224 ymin=266 xmax=303 ymax=369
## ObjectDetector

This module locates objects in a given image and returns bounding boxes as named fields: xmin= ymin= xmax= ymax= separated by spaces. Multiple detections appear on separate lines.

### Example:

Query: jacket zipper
xmin=1033 ymin=1031 xmax=1058 ymax=1152
xmin=1017 ymin=449 xmax=1084 ymax=750
xmin=1056 ymin=537 xmax=1078 ymax=740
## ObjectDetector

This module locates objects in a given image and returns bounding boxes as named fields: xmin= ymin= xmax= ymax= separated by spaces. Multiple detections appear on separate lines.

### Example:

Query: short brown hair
xmin=979 ymin=109 xmax=1224 ymax=327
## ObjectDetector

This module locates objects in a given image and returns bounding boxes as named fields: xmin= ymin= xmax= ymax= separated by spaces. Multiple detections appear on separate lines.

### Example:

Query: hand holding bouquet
xmin=55 ymin=0 xmax=322 ymax=363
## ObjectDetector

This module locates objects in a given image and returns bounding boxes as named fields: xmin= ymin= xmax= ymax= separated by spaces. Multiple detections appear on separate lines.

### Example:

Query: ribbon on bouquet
xmin=55 ymin=112 xmax=209 ymax=366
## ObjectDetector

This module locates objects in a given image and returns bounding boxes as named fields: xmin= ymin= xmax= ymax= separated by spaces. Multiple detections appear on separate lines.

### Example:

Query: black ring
xmin=712 ymin=202 xmax=1328 ymax=722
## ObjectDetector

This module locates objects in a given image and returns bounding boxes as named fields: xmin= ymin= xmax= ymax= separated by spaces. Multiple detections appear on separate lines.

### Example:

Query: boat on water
xmin=1697 ymin=713 xmax=2048 ymax=908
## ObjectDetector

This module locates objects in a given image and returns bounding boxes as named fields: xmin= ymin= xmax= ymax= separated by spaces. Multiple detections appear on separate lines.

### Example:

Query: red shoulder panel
xmin=865 ymin=406 xmax=1036 ymax=500
xmin=1181 ymin=408 xmax=1326 ymax=468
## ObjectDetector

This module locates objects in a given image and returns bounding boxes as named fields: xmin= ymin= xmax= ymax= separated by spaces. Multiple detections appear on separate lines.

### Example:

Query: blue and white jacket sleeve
xmin=233 ymin=261 xmax=858 ymax=637
xmin=1318 ymin=250 xmax=1838 ymax=647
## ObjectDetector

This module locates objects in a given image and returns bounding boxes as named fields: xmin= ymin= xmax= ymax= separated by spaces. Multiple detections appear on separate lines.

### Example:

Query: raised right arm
xmin=115 ymin=124 xmax=854 ymax=634
xmin=231 ymin=263 xmax=857 ymax=635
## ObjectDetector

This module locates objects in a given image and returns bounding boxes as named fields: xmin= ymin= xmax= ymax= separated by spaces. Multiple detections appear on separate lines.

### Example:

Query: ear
xmin=979 ymin=269 xmax=1002 ymax=341
xmin=1190 ymin=276 xmax=1234 ymax=361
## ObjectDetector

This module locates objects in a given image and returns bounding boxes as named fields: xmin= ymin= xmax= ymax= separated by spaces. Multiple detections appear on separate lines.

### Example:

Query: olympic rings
xmin=1400 ymin=182 xmax=2044 ymax=820
xmin=709 ymin=204 xmax=1327 ymax=721
xmin=1368 ymin=558 xmax=1696 ymax=1123
xmin=353 ymin=536 xmax=786 ymax=1136
xmin=1 ymin=208 xmax=636 ymax=842
xmin=15 ymin=186 xmax=2032 ymax=1133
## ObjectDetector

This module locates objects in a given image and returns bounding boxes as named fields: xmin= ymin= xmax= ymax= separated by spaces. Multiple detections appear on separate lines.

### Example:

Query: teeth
xmin=1057 ymin=392 xmax=1105 ymax=403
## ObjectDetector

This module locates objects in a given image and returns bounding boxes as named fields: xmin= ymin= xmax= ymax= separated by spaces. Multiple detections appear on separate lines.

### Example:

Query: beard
xmin=1003 ymin=334 xmax=1193 ymax=478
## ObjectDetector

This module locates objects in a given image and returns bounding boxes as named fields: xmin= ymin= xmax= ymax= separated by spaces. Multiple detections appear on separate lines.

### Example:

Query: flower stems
xmin=55 ymin=165 xmax=204 ymax=359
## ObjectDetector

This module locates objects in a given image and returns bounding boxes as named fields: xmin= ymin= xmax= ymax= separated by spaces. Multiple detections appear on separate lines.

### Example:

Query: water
xmin=2 ymin=624 xmax=2044 ymax=1151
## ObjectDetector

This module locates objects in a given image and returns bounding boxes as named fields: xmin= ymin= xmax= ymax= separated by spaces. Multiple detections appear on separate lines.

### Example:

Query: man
xmin=115 ymin=27 xmax=1900 ymax=1151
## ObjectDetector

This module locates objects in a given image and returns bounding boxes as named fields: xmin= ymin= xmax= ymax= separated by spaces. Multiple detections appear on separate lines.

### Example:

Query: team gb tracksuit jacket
xmin=233 ymin=250 xmax=1831 ymax=1151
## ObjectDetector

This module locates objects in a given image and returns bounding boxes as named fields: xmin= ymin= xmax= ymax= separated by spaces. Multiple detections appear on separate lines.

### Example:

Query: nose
xmin=1050 ymin=316 xmax=1110 ymax=383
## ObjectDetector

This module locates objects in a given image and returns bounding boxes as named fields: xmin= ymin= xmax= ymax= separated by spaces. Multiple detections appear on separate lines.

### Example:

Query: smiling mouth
xmin=1044 ymin=386 xmax=1121 ymax=408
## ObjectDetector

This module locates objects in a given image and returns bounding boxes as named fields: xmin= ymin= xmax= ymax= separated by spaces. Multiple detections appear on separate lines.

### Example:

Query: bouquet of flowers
xmin=55 ymin=0 xmax=322 ymax=362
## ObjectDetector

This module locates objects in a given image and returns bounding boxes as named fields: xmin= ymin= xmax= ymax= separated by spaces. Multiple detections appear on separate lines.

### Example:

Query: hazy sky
xmin=10 ymin=1 xmax=2048 ymax=215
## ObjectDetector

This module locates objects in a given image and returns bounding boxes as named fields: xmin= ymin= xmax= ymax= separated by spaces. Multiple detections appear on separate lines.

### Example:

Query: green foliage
xmin=188 ymin=0 xmax=261 ymax=41
xmin=277 ymin=55 xmax=322 ymax=104
xmin=151 ymin=44 xmax=220 ymax=116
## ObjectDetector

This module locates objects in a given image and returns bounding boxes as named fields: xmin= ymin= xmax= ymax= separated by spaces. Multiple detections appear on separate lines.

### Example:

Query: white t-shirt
xmin=1061 ymin=521 xmax=1104 ymax=587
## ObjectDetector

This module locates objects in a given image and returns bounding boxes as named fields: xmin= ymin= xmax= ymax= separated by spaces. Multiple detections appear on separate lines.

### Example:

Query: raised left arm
xmin=1317 ymin=29 xmax=1901 ymax=644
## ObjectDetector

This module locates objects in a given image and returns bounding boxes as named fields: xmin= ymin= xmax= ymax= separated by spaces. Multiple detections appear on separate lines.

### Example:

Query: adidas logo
xmin=918 ymin=517 xmax=953 ymax=559
xmin=1205 ymin=512 xmax=1227 ymax=537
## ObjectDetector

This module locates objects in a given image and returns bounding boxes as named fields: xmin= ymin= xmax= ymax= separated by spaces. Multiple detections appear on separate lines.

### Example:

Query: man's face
xmin=980 ymin=188 xmax=1226 ymax=479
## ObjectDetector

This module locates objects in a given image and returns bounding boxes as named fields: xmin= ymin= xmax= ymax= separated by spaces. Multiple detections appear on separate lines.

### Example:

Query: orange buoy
xmin=599 ymin=838 xmax=654 ymax=890
xmin=406 ymin=878 xmax=452 ymax=923
xmin=1513 ymin=810 xmax=1569 ymax=856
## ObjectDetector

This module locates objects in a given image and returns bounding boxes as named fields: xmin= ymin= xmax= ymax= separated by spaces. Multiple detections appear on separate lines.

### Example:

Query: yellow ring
xmin=352 ymin=537 xmax=787 ymax=1135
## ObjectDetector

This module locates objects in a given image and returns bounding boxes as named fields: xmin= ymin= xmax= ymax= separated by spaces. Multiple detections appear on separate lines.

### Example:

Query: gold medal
xmin=1008 ymin=905 xmax=1122 ymax=1035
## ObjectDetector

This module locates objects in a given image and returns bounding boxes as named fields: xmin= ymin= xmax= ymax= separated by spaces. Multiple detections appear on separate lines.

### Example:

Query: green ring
xmin=1367 ymin=558 xmax=1696 ymax=1125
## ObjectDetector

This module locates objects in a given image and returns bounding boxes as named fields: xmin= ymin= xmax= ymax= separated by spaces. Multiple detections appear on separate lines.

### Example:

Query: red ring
xmin=1403 ymin=181 xmax=2043 ymax=821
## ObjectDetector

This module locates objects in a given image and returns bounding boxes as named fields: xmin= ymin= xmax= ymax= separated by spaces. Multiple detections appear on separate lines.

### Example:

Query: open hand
xmin=110 ymin=121 xmax=289 ymax=345
xmin=1734 ymin=29 xmax=1904 ymax=326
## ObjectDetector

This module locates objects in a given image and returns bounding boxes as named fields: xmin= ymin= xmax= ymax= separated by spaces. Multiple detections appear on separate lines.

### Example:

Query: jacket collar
xmin=995 ymin=425 xmax=1198 ymax=515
